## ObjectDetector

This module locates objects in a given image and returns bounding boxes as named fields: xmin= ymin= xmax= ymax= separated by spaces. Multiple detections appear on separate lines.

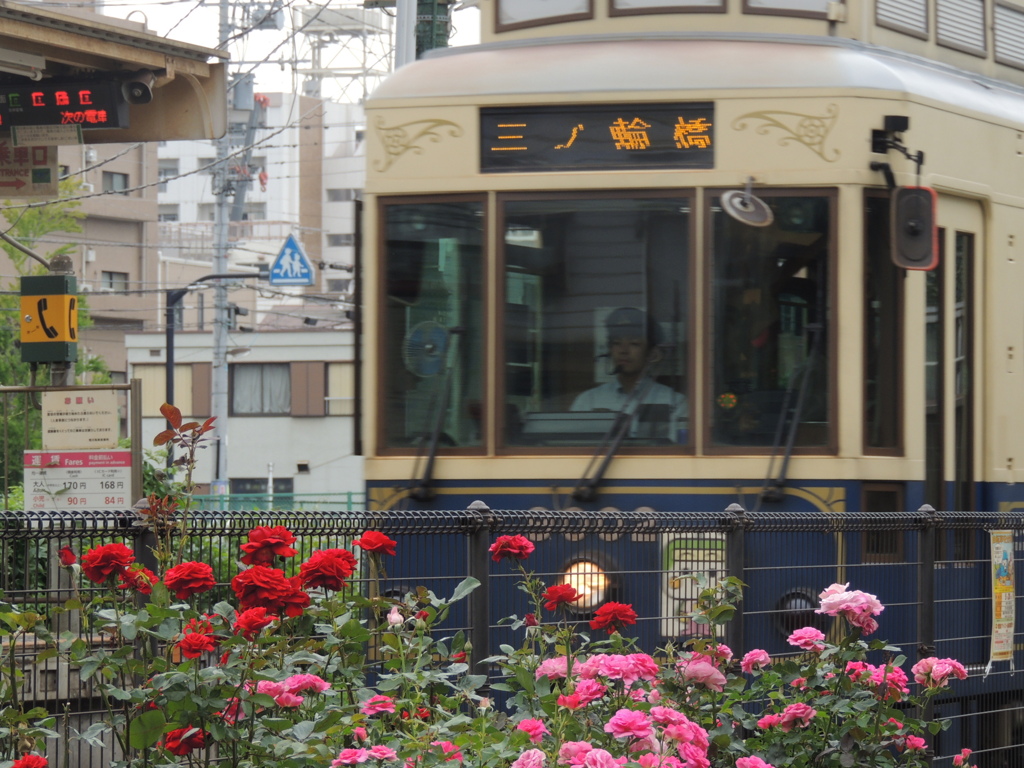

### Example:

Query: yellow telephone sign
xmin=20 ymin=274 xmax=78 ymax=363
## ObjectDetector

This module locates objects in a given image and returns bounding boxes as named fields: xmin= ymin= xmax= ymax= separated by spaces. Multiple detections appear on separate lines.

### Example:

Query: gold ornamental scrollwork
xmin=733 ymin=105 xmax=840 ymax=162
xmin=373 ymin=116 xmax=464 ymax=172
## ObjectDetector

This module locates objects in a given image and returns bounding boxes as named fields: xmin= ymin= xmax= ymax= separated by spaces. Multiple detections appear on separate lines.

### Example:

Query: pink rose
xmin=740 ymin=649 xmax=771 ymax=673
xmin=332 ymin=748 xmax=370 ymax=765
xmin=904 ymin=735 xmax=927 ymax=752
xmin=274 ymin=692 xmax=304 ymax=707
xmin=787 ymin=627 xmax=826 ymax=651
xmin=512 ymin=749 xmax=547 ymax=768
xmin=736 ymin=758 xmax=775 ymax=768
xmin=558 ymin=742 xmax=594 ymax=765
xmin=678 ymin=660 xmax=726 ymax=691
xmin=815 ymin=583 xmax=883 ymax=634
xmin=582 ymin=749 xmax=627 ymax=768
xmin=536 ymin=657 xmax=570 ymax=680
xmin=360 ymin=694 xmax=395 ymax=715
xmin=369 ymin=746 xmax=398 ymax=761
xmin=953 ymin=748 xmax=972 ymax=766
xmin=604 ymin=708 xmax=654 ymax=740
xmin=911 ymin=657 xmax=967 ymax=688
xmin=779 ymin=702 xmax=816 ymax=732
xmin=517 ymin=719 xmax=549 ymax=744
xmin=757 ymin=714 xmax=782 ymax=729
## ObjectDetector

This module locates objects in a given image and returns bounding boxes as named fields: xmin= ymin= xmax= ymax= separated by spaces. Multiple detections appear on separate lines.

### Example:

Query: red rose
xmin=12 ymin=755 xmax=48 ymax=768
xmin=233 ymin=607 xmax=276 ymax=640
xmin=524 ymin=613 xmax=539 ymax=627
xmin=117 ymin=564 xmax=159 ymax=595
xmin=589 ymin=602 xmax=638 ymax=634
xmin=542 ymin=584 xmax=581 ymax=611
xmin=240 ymin=526 xmax=298 ymax=566
xmin=81 ymin=543 xmax=135 ymax=583
xmin=231 ymin=565 xmax=310 ymax=618
xmin=164 ymin=562 xmax=216 ymax=600
xmin=183 ymin=616 xmax=216 ymax=635
xmin=163 ymin=726 xmax=207 ymax=755
xmin=58 ymin=546 xmax=77 ymax=566
xmin=353 ymin=531 xmax=396 ymax=556
xmin=488 ymin=535 xmax=535 ymax=562
xmin=177 ymin=632 xmax=217 ymax=659
xmin=299 ymin=548 xmax=358 ymax=591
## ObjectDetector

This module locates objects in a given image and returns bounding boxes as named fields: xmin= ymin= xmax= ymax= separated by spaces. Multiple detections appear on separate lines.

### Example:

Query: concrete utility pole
xmin=210 ymin=0 xmax=233 ymax=496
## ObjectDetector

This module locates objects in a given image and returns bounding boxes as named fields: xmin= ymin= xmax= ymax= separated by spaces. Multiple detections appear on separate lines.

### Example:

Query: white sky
xmin=101 ymin=1 xmax=481 ymax=101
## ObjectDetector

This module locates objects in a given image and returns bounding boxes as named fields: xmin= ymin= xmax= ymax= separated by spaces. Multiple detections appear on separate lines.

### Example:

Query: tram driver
xmin=570 ymin=307 xmax=688 ymax=443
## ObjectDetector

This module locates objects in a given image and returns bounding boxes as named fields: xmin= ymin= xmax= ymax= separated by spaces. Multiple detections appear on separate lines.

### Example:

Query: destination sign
xmin=480 ymin=103 xmax=713 ymax=173
xmin=0 ymin=81 xmax=128 ymax=129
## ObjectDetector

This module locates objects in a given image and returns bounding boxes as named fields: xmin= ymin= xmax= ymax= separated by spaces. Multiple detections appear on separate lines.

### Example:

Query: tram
xmin=362 ymin=0 xmax=1024 ymax=518
xmin=359 ymin=4 xmax=1024 ymax=760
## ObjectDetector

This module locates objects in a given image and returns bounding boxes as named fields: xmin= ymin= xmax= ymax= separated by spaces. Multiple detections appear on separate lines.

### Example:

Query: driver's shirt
xmin=570 ymin=379 xmax=688 ymax=441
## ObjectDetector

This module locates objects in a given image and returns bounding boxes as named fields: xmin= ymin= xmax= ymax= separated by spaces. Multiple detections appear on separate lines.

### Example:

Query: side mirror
xmin=891 ymin=186 xmax=938 ymax=271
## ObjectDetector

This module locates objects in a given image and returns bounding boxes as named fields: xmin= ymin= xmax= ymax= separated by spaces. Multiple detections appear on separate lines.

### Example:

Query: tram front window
xmin=381 ymin=200 xmax=484 ymax=449
xmin=709 ymin=192 xmax=831 ymax=448
xmin=501 ymin=195 xmax=690 ymax=448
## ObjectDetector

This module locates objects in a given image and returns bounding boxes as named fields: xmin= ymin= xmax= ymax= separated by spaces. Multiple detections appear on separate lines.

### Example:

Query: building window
xmin=328 ymin=362 xmax=355 ymax=416
xmin=158 ymin=204 xmax=180 ymax=222
xmin=326 ymin=278 xmax=351 ymax=294
xmin=864 ymin=194 xmax=901 ymax=452
xmin=101 ymin=271 xmax=129 ymax=291
xmin=327 ymin=233 xmax=355 ymax=247
xmin=132 ymin=364 xmax=193 ymax=417
xmin=231 ymin=363 xmax=291 ymax=414
xmin=327 ymin=188 xmax=358 ymax=202
xmin=158 ymin=159 xmax=178 ymax=192
xmin=102 ymin=171 xmax=129 ymax=195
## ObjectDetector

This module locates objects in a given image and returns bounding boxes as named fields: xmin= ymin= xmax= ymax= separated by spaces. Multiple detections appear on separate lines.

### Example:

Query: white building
xmin=126 ymin=326 xmax=362 ymax=502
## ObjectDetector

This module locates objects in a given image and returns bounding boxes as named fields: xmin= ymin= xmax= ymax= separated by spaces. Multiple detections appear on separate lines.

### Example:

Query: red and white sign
xmin=24 ymin=449 xmax=132 ymax=510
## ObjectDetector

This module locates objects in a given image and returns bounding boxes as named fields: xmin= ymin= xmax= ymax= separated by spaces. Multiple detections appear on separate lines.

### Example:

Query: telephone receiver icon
xmin=36 ymin=297 xmax=59 ymax=339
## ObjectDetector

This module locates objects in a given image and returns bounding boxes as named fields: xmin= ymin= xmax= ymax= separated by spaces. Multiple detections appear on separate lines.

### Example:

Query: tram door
xmin=924 ymin=196 xmax=982 ymax=517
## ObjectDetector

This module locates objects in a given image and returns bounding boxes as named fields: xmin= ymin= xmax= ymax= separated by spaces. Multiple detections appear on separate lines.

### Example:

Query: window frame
xmin=494 ymin=189 xmax=696 ymax=456
xmin=375 ymin=194 xmax=489 ymax=457
xmin=102 ymin=171 xmax=129 ymax=195
xmin=495 ymin=0 xmax=594 ymax=32
xmin=702 ymin=186 xmax=838 ymax=457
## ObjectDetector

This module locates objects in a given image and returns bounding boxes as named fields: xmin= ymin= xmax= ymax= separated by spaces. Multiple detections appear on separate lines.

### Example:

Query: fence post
xmin=724 ymin=503 xmax=747 ymax=655
xmin=917 ymin=504 xmax=937 ymax=734
xmin=466 ymin=500 xmax=492 ymax=676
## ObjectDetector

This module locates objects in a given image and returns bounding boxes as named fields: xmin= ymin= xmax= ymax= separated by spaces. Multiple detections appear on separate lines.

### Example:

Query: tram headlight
xmin=774 ymin=587 xmax=829 ymax=638
xmin=561 ymin=560 xmax=610 ymax=613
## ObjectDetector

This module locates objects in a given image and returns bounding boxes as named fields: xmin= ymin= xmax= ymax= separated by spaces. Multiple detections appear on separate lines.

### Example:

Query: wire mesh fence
xmin=2 ymin=505 xmax=1023 ymax=767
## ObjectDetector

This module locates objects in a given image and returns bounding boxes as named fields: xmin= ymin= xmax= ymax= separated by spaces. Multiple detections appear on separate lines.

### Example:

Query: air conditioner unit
xmin=84 ymin=248 xmax=96 ymax=263
xmin=96 ymin=286 xmax=114 ymax=293
xmin=80 ymin=283 xmax=92 ymax=292
xmin=81 ymin=182 xmax=94 ymax=193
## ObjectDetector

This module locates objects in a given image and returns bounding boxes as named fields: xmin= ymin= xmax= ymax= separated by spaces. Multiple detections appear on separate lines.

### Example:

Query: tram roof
xmin=368 ymin=33 xmax=1024 ymax=127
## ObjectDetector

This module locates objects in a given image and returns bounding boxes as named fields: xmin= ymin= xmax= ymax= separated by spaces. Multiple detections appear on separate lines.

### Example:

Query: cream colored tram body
xmin=363 ymin=0 xmax=1024 ymax=517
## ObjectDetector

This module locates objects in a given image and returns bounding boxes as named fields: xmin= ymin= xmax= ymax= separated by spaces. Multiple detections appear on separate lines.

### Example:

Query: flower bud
xmin=387 ymin=606 xmax=403 ymax=626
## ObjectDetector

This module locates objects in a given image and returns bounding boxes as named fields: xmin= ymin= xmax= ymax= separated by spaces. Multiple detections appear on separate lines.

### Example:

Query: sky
xmin=100 ymin=0 xmax=481 ymax=102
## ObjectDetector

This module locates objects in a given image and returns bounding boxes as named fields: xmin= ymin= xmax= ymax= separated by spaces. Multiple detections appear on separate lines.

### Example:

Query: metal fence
xmin=2 ymin=505 xmax=1023 ymax=768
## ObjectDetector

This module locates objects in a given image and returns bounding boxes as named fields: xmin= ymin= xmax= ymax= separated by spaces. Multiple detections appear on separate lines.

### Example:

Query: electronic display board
xmin=480 ymin=103 xmax=713 ymax=172
xmin=0 ymin=81 xmax=128 ymax=129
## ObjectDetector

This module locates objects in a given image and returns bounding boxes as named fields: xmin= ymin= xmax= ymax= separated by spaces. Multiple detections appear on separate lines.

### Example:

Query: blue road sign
xmin=269 ymin=235 xmax=315 ymax=286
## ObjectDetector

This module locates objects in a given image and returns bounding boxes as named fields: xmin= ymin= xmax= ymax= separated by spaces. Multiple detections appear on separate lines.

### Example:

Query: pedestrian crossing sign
xmin=269 ymin=234 xmax=315 ymax=286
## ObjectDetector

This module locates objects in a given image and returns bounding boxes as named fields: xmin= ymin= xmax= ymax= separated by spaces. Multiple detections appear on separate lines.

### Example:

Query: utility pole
xmin=210 ymin=0 xmax=233 ymax=496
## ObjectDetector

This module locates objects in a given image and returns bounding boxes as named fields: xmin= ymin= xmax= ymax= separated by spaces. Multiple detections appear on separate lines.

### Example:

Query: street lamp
xmin=164 ymin=271 xmax=265 ymax=468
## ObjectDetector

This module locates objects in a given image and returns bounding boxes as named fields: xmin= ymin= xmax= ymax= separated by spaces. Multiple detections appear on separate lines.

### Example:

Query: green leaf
xmin=128 ymin=709 xmax=167 ymax=750
xmin=292 ymin=720 xmax=317 ymax=741
xmin=514 ymin=665 xmax=536 ymax=695
xmin=74 ymin=721 xmax=111 ymax=749
xmin=449 ymin=577 xmax=481 ymax=603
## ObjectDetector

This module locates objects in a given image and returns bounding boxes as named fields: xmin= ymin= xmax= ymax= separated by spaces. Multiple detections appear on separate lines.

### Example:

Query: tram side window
xmin=381 ymin=200 xmax=485 ymax=449
xmin=864 ymin=194 xmax=902 ymax=452
xmin=709 ymin=193 xmax=831 ymax=449
xmin=501 ymin=196 xmax=690 ymax=448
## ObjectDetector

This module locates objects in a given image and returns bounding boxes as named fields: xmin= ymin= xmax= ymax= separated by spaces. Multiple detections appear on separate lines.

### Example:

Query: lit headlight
xmin=562 ymin=560 xmax=609 ymax=613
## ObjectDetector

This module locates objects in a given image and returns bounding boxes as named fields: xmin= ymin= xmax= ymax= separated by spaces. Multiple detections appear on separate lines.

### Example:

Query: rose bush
xmin=1 ymin=405 xmax=971 ymax=768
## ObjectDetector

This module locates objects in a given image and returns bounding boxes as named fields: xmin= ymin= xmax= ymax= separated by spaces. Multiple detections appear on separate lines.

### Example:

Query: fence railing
xmin=2 ymin=505 xmax=1023 ymax=768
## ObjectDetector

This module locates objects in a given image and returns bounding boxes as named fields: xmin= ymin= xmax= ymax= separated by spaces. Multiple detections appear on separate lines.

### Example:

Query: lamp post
xmin=164 ymin=272 xmax=265 ymax=468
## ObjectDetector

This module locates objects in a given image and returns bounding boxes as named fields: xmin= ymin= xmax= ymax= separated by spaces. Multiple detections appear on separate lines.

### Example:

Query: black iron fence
xmin=2 ymin=505 xmax=1023 ymax=768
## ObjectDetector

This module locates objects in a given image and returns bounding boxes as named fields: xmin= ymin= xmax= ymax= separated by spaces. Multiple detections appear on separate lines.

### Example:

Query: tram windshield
xmin=381 ymin=200 xmax=484 ymax=449
xmin=709 ymin=192 xmax=831 ymax=448
xmin=501 ymin=195 xmax=690 ymax=448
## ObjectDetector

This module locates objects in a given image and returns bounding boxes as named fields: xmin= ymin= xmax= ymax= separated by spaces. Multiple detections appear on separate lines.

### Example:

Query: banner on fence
xmin=987 ymin=529 xmax=1016 ymax=675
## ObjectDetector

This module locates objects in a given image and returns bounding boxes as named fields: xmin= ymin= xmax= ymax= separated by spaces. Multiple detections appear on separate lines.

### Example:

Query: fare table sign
xmin=24 ymin=450 xmax=132 ymax=510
